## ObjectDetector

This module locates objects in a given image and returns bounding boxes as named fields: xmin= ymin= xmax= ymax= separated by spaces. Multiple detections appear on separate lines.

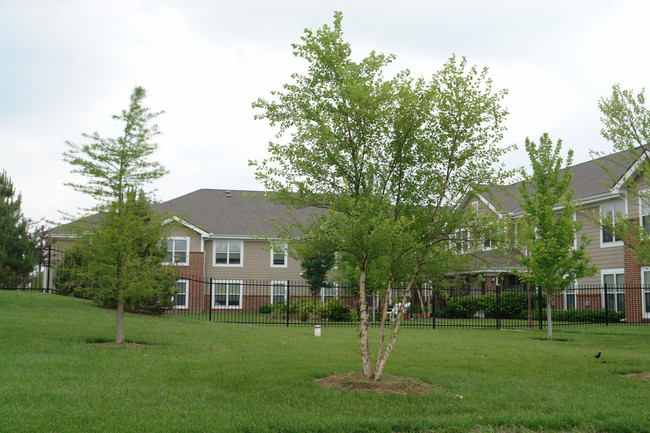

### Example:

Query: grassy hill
xmin=1 ymin=290 xmax=650 ymax=433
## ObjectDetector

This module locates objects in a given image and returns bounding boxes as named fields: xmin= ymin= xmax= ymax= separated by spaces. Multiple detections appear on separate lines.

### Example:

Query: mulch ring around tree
xmin=317 ymin=372 xmax=433 ymax=395
xmin=625 ymin=372 xmax=650 ymax=381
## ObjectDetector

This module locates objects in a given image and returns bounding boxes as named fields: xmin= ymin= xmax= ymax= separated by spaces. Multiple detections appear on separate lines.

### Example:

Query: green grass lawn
xmin=2 ymin=291 xmax=650 ymax=433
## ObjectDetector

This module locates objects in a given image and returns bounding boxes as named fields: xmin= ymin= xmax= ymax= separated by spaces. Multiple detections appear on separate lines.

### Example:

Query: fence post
xmin=432 ymin=290 xmax=436 ymax=329
xmin=496 ymin=284 xmax=501 ymax=330
xmin=208 ymin=278 xmax=213 ymax=322
xmin=537 ymin=286 xmax=543 ymax=330
xmin=603 ymin=283 xmax=609 ymax=326
xmin=286 ymin=280 xmax=290 ymax=328
xmin=45 ymin=245 xmax=52 ymax=293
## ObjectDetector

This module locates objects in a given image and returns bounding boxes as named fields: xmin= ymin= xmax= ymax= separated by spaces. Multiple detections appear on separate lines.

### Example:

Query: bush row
xmin=259 ymin=298 xmax=358 ymax=322
xmin=437 ymin=291 xmax=530 ymax=319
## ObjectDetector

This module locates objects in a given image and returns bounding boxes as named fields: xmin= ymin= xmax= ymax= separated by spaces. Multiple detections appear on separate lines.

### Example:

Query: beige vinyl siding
xmin=626 ymin=175 xmax=649 ymax=220
xmin=577 ymin=206 xmax=624 ymax=285
xmin=204 ymin=239 xmax=304 ymax=281
xmin=166 ymin=223 xmax=203 ymax=253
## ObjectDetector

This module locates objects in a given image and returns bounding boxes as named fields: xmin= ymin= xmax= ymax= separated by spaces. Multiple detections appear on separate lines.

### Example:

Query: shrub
xmin=407 ymin=302 xmax=422 ymax=314
xmin=527 ymin=308 xmax=626 ymax=323
xmin=290 ymin=298 xmax=326 ymax=321
xmin=444 ymin=295 xmax=481 ymax=318
xmin=322 ymin=298 xmax=352 ymax=322
xmin=269 ymin=303 xmax=287 ymax=320
xmin=259 ymin=304 xmax=272 ymax=314
xmin=499 ymin=291 xmax=529 ymax=319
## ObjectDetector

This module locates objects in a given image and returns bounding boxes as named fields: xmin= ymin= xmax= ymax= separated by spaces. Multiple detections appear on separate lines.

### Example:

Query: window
xmin=564 ymin=283 xmax=576 ymax=311
xmin=602 ymin=270 xmax=625 ymax=313
xmin=270 ymin=243 xmax=287 ymax=267
xmin=640 ymin=191 xmax=650 ymax=233
xmin=173 ymin=280 xmax=189 ymax=309
xmin=641 ymin=267 xmax=650 ymax=319
xmin=321 ymin=284 xmax=338 ymax=303
xmin=271 ymin=281 xmax=287 ymax=304
xmin=455 ymin=230 xmax=469 ymax=253
xmin=212 ymin=280 xmax=242 ymax=308
xmin=213 ymin=240 xmax=243 ymax=266
xmin=601 ymin=199 xmax=625 ymax=246
xmin=165 ymin=237 xmax=189 ymax=265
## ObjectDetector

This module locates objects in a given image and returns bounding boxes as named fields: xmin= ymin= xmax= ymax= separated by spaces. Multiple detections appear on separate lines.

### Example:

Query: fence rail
xmin=8 ymin=247 xmax=650 ymax=329
xmin=164 ymin=276 xmax=650 ymax=328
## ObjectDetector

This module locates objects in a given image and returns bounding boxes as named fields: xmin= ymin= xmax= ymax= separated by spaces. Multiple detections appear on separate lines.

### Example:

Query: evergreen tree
xmin=0 ymin=171 xmax=37 ymax=288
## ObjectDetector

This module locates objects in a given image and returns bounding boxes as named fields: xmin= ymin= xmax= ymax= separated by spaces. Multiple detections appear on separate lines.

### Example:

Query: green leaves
xmin=517 ymin=134 xmax=596 ymax=293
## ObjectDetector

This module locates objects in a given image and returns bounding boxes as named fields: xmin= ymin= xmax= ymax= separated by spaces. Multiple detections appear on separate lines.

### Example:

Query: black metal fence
xmin=7 ymin=246 xmax=650 ymax=329
xmin=165 ymin=276 xmax=650 ymax=329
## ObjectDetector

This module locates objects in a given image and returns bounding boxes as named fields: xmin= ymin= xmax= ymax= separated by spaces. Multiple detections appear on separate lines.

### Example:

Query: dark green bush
xmin=527 ymin=308 xmax=625 ymax=323
xmin=444 ymin=295 xmax=481 ymax=318
xmin=322 ymin=298 xmax=352 ymax=322
xmin=259 ymin=304 xmax=272 ymax=314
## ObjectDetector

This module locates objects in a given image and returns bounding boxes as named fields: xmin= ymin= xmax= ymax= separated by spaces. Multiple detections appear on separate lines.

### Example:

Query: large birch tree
xmin=252 ymin=12 xmax=511 ymax=380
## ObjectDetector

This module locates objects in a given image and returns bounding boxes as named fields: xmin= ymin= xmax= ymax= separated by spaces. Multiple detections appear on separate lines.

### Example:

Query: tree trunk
xmin=116 ymin=299 xmax=125 ymax=344
xmin=546 ymin=292 xmax=553 ymax=341
xmin=374 ymin=259 xmax=422 ymax=380
xmin=357 ymin=266 xmax=373 ymax=379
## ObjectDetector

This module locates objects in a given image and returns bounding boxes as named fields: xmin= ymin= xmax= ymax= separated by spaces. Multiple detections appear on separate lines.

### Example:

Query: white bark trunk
xmin=358 ymin=266 xmax=373 ymax=379
xmin=546 ymin=293 xmax=553 ymax=341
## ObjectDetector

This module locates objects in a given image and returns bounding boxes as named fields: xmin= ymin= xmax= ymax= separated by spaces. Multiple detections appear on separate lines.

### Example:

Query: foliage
xmin=264 ymin=298 xmax=354 ymax=322
xmin=0 ymin=171 xmax=38 ymax=288
xmin=252 ymin=12 xmax=510 ymax=379
xmin=57 ymin=191 xmax=177 ymax=314
xmin=516 ymin=133 xmax=597 ymax=339
xmin=597 ymin=85 xmax=650 ymax=265
xmin=300 ymin=252 xmax=335 ymax=298
xmin=63 ymin=87 xmax=173 ymax=343
xmin=527 ymin=308 xmax=626 ymax=323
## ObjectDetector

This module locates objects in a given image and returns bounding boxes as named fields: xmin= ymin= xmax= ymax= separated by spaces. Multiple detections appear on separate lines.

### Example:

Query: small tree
xmin=63 ymin=87 xmax=173 ymax=344
xmin=0 ymin=171 xmax=38 ymax=288
xmin=516 ymin=133 xmax=597 ymax=340
xmin=252 ymin=12 xmax=510 ymax=379
xmin=300 ymin=252 xmax=335 ymax=300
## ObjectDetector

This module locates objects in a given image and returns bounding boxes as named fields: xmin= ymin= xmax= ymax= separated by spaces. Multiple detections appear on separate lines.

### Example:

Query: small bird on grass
xmin=594 ymin=352 xmax=601 ymax=359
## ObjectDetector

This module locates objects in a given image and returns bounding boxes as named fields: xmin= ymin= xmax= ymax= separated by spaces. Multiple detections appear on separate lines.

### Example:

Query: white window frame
xmin=321 ymin=283 xmax=339 ymax=303
xmin=164 ymin=237 xmax=190 ymax=266
xmin=454 ymin=229 xmax=470 ymax=253
xmin=600 ymin=199 xmax=625 ymax=248
xmin=213 ymin=240 xmax=244 ymax=267
xmin=640 ymin=266 xmax=650 ymax=319
xmin=601 ymin=269 xmax=625 ymax=313
xmin=270 ymin=243 xmax=288 ymax=268
xmin=173 ymin=279 xmax=189 ymax=309
xmin=571 ymin=212 xmax=578 ymax=250
xmin=270 ymin=281 xmax=288 ymax=304
xmin=639 ymin=189 xmax=650 ymax=234
xmin=564 ymin=281 xmax=577 ymax=311
xmin=212 ymin=280 xmax=243 ymax=309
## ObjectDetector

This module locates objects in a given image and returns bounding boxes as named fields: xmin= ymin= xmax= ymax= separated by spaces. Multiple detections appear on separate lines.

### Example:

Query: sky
xmin=1 ymin=0 xmax=649 ymax=224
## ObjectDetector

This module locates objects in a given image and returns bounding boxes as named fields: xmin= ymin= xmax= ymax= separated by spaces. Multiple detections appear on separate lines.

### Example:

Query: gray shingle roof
xmin=481 ymin=148 xmax=639 ymax=215
xmin=153 ymin=189 xmax=319 ymax=237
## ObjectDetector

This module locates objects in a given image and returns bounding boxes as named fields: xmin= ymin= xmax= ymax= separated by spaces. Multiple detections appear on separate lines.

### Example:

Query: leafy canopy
xmin=252 ymin=12 xmax=511 ymax=379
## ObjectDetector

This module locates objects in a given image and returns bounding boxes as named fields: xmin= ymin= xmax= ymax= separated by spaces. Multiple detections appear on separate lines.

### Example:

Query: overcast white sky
xmin=2 ymin=0 xmax=649 ymax=224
